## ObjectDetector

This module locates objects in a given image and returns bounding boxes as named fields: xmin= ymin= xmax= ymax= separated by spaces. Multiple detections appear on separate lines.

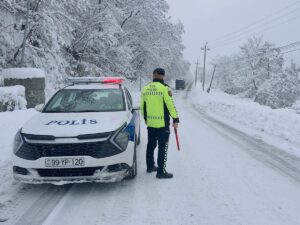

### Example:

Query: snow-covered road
xmin=2 ymin=90 xmax=300 ymax=225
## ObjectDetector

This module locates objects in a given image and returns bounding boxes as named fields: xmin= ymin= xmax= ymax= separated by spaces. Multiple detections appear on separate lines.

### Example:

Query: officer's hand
xmin=172 ymin=123 xmax=179 ymax=129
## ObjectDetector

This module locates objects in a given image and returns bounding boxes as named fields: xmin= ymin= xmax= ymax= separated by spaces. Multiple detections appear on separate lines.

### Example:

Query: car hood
xmin=21 ymin=111 xmax=130 ymax=137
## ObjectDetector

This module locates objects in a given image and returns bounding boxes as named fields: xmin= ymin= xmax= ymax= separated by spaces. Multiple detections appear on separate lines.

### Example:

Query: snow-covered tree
xmin=212 ymin=37 xmax=299 ymax=108
xmin=0 ymin=0 xmax=189 ymax=94
xmin=240 ymin=37 xmax=284 ymax=94
xmin=213 ymin=55 xmax=250 ymax=94
xmin=255 ymin=64 xmax=299 ymax=108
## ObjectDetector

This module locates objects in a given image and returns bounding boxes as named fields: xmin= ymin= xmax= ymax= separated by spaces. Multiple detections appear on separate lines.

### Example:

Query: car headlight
xmin=113 ymin=125 xmax=129 ymax=151
xmin=13 ymin=129 xmax=23 ymax=154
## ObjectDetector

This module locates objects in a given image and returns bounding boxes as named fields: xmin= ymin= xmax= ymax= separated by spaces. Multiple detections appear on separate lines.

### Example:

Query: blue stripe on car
xmin=124 ymin=111 xmax=139 ymax=142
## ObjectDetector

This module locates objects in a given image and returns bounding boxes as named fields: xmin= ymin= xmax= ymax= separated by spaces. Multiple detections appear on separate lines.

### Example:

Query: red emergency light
xmin=102 ymin=77 xmax=124 ymax=84
xmin=68 ymin=77 xmax=125 ymax=85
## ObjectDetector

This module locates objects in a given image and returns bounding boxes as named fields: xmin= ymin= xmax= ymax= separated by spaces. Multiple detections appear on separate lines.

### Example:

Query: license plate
xmin=45 ymin=157 xmax=85 ymax=168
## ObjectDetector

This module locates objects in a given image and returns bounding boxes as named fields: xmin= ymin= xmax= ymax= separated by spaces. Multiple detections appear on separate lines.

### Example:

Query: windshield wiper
xmin=44 ymin=111 xmax=66 ymax=113
xmin=44 ymin=110 xmax=120 ymax=113
xmin=76 ymin=110 xmax=102 ymax=112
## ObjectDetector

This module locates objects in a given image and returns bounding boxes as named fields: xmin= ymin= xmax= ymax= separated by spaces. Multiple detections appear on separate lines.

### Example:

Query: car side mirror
xmin=35 ymin=104 xmax=44 ymax=112
xmin=132 ymin=106 xmax=140 ymax=111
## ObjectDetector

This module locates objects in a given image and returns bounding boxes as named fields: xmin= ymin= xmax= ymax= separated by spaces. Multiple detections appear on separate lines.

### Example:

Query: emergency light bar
xmin=68 ymin=77 xmax=125 ymax=85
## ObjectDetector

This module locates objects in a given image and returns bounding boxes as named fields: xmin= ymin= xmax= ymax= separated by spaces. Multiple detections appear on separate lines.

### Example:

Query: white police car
xmin=12 ymin=77 xmax=140 ymax=184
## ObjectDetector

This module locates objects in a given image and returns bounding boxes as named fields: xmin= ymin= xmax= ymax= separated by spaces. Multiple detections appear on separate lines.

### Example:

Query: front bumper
xmin=12 ymin=141 xmax=135 ymax=184
xmin=13 ymin=164 xmax=131 ymax=185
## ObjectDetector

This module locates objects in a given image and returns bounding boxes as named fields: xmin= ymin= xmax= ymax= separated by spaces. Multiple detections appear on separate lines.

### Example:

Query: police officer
xmin=141 ymin=68 xmax=179 ymax=179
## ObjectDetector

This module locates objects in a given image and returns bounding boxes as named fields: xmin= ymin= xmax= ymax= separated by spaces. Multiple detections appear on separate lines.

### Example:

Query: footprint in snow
xmin=0 ymin=218 xmax=9 ymax=222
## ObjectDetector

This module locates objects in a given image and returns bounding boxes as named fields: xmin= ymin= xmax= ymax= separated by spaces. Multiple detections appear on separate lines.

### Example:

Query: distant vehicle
xmin=175 ymin=79 xmax=186 ymax=90
xmin=12 ymin=77 xmax=140 ymax=184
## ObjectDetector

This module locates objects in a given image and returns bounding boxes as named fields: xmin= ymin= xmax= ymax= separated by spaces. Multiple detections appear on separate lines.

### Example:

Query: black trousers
xmin=146 ymin=127 xmax=170 ymax=173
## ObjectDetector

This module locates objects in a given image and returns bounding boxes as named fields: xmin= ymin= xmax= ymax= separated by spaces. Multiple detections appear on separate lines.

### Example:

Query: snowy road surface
xmin=1 ymin=90 xmax=300 ymax=225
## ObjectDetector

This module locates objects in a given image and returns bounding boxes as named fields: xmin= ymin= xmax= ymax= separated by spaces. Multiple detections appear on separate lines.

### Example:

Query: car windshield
xmin=176 ymin=80 xmax=185 ymax=84
xmin=44 ymin=89 xmax=125 ymax=113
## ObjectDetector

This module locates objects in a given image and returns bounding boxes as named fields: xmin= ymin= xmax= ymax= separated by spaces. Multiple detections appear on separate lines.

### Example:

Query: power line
xmin=282 ymin=48 xmax=300 ymax=54
xmin=211 ymin=1 xmax=300 ymax=43
xmin=212 ymin=14 xmax=300 ymax=49
xmin=212 ymin=8 xmax=300 ymax=48
xmin=210 ymin=1 xmax=300 ymax=44
xmin=213 ymin=42 xmax=300 ymax=66
xmin=280 ymin=42 xmax=300 ymax=51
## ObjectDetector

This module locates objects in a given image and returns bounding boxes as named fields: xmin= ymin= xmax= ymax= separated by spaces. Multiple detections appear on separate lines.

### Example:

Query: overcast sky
xmin=166 ymin=0 xmax=300 ymax=71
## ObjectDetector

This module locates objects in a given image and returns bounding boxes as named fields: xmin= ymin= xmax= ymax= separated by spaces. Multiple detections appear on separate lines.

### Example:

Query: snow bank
xmin=0 ymin=86 xmax=27 ymax=111
xmin=0 ymin=109 xmax=37 ymax=202
xmin=2 ymin=68 xmax=46 ymax=108
xmin=292 ymin=100 xmax=300 ymax=114
xmin=1 ymin=68 xmax=45 ymax=79
xmin=191 ymin=87 xmax=300 ymax=146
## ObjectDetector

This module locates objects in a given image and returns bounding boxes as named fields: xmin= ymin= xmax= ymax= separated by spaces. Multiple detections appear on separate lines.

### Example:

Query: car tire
xmin=128 ymin=138 xmax=137 ymax=179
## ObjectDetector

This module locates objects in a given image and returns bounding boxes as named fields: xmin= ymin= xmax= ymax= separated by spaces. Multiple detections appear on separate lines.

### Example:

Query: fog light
xmin=13 ymin=166 xmax=29 ymax=175
xmin=107 ymin=164 xmax=130 ymax=172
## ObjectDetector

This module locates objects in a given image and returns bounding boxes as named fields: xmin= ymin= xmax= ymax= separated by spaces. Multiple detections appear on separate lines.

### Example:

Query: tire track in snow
xmin=4 ymin=88 xmax=300 ymax=225
xmin=182 ymin=86 xmax=300 ymax=184
xmin=176 ymin=91 xmax=300 ymax=224
xmin=11 ymin=185 xmax=71 ymax=225
xmin=190 ymin=103 xmax=300 ymax=184
xmin=40 ymin=135 xmax=164 ymax=225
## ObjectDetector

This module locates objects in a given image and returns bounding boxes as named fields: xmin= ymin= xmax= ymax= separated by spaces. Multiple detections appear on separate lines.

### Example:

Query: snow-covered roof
xmin=1 ymin=68 xmax=46 ymax=79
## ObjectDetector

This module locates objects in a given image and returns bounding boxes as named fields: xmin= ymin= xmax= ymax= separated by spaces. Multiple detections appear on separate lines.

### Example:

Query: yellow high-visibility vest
xmin=141 ymin=81 xmax=179 ymax=128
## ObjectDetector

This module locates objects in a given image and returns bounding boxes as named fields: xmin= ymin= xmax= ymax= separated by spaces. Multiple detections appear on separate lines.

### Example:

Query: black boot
xmin=156 ymin=170 xmax=173 ymax=179
xmin=147 ymin=166 xmax=158 ymax=173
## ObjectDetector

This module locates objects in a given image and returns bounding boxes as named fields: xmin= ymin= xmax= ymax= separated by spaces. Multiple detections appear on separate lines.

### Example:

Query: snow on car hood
xmin=21 ymin=111 xmax=130 ymax=137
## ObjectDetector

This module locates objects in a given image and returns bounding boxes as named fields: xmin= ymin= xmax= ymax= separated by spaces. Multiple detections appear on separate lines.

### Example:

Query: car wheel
xmin=128 ymin=138 xmax=137 ymax=179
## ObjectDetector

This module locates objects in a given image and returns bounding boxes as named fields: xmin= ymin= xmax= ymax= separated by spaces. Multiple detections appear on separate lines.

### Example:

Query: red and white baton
xmin=174 ymin=128 xmax=180 ymax=151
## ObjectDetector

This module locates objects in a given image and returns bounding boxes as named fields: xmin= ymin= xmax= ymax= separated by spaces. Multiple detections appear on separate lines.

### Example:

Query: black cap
xmin=153 ymin=68 xmax=165 ymax=76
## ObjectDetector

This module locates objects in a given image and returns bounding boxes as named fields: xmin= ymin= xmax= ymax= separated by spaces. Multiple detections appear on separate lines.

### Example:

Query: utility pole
xmin=207 ymin=64 xmax=217 ymax=93
xmin=20 ymin=0 xmax=30 ymax=67
xmin=195 ymin=60 xmax=199 ymax=86
xmin=201 ymin=42 xmax=210 ymax=91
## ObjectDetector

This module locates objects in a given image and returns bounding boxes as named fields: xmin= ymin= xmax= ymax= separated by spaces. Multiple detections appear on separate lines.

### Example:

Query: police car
xmin=12 ymin=77 xmax=140 ymax=184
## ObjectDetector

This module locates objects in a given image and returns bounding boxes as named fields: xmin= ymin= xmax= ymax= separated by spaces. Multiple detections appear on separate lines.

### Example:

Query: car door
xmin=124 ymin=88 xmax=140 ymax=140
